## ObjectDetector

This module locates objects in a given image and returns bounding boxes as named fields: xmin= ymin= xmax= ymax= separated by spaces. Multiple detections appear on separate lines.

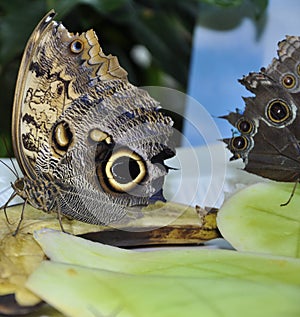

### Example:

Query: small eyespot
xmin=266 ymin=100 xmax=290 ymax=123
xmin=70 ymin=39 xmax=84 ymax=53
xmin=53 ymin=121 xmax=72 ymax=148
xmin=51 ymin=120 xmax=74 ymax=157
xmin=88 ymin=129 xmax=111 ymax=144
xmin=230 ymin=136 xmax=249 ymax=151
xmin=282 ymin=74 xmax=296 ymax=89
xmin=236 ymin=118 xmax=254 ymax=134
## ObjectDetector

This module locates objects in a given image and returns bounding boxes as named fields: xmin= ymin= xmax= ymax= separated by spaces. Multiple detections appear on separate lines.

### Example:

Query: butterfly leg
xmin=57 ymin=207 xmax=66 ymax=233
xmin=280 ymin=180 xmax=299 ymax=207
xmin=12 ymin=200 xmax=27 ymax=236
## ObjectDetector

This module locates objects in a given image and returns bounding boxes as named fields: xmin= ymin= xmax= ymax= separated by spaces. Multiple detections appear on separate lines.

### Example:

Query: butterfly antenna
xmin=1 ymin=189 xmax=19 ymax=225
xmin=9 ymin=156 xmax=20 ymax=178
xmin=0 ymin=159 xmax=18 ymax=179
xmin=0 ymin=137 xmax=19 ymax=178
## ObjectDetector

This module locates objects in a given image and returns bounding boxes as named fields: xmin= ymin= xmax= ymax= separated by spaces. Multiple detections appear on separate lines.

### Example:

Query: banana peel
xmin=0 ymin=201 xmax=219 ymax=314
xmin=25 ymin=230 xmax=300 ymax=317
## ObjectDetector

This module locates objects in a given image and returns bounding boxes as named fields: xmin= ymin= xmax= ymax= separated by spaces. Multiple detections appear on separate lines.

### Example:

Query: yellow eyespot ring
xmin=51 ymin=120 xmax=74 ymax=157
xmin=282 ymin=74 xmax=296 ymax=89
xmin=70 ymin=39 xmax=84 ymax=53
xmin=297 ymin=63 xmax=300 ymax=76
xmin=105 ymin=149 xmax=147 ymax=193
xmin=236 ymin=118 xmax=254 ymax=135
xmin=88 ymin=129 xmax=112 ymax=144
xmin=266 ymin=99 xmax=290 ymax=123
xmin=230 ymin=136 xmax=249 ymax=151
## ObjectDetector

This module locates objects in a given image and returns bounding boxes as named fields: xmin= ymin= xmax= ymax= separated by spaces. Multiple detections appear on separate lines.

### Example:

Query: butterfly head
xmin=12 ymin=178 xmax=27 ymax=199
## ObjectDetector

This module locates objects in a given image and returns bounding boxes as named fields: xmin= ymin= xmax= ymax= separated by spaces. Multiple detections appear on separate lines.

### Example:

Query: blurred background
xmin=186 ymin=0 xmax=300 ymax=146
xmin=0 ymin=0 xmax=269 ymax=156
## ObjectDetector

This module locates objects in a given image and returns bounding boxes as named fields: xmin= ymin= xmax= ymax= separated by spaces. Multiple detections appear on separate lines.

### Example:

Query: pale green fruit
xmin=217 ymin=182 xmax=300 ymax=257
xmin=24 ymin=229 xmax=300 ymax=317
xmin=26 ymin=260 xmax=300 ymax=317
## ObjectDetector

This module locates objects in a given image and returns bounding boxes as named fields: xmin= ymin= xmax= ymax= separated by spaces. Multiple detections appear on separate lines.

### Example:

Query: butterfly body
xmin=10 ymin=10 xmax=175 ymax=225
xmin=12 ymin=176 xmax=59 ymax=213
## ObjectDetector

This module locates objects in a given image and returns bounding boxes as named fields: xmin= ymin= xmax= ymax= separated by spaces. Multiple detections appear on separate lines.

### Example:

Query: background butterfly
xmin=223 ymin=36 xmax=300 ymax=183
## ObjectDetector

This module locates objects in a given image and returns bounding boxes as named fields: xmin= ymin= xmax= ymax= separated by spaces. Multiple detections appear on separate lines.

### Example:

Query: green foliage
xmin=198 ymin=0 xmax=268 ymax=32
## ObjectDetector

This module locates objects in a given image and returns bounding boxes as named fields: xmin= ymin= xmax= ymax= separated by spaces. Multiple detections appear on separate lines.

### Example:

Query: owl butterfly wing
xmin=35 ymin=84 xmax=175 ymax=224
xmin=12 ymin=10 xmax=127 ymax=179
xmin=264 ymin=36 xmax=300 ymax=93
xmin=223 ymin=36 xmax=300 ymax=181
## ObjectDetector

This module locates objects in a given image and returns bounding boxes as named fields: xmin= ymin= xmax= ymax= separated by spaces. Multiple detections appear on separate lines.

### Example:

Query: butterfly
xmin=222 ymin=36 xmax=300 ymax=186
xmin=6 ymin=10 xmax=175 ymax=230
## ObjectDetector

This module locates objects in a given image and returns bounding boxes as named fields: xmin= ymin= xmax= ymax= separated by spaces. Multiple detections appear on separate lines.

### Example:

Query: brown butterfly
xmin=5 ymin=10 xmax=175 ymax=231
xmin=222 ymin=36 xmax=300 ymax=204
xmin=223 ymin=36 xmax=300 ymax=182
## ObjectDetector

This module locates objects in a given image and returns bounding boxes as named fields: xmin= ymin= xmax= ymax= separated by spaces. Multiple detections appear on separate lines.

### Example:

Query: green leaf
xmin=46 ymin=0 xmax=130 ymax=17
xmin=200 ymin=0 xmax=243 ymax=7
xmin=198 ymin=0 xmax=268 ymax=13
xmin=0 ymin=0 xmax=47 ymax=63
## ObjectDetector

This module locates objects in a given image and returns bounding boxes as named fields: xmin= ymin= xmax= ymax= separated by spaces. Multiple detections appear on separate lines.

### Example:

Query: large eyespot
xmin=236 ymin=118 xmax=254 ymax=135
xmin=266 ymin=99 xmax=291 ymax=124
xmin=230 ymin=136 xmax=249 ymax=151
xmin=104 ymin=148 xmax=147 ymax=193
xmin=70 ymin=39 xmax=84 ymax=54
xmin=282 ymin=74 xmax=296 ymax=89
